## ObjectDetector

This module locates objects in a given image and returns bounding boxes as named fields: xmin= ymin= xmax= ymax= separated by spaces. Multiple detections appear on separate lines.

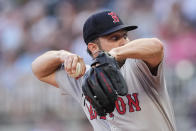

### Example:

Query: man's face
xmin=98 ymin=30 xmax=129 ymax=52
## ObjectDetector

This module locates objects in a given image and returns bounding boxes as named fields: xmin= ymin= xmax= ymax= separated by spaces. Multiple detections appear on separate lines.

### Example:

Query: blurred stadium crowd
xmin=0 ymin=0 xmax=196 ymax=130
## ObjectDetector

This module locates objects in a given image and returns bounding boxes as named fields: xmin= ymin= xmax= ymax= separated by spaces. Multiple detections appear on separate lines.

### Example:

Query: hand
xmin=109 ymin=48 xmax=126 ymax=68
xmin=109 ymin=48 xmax=118 ymax=61
xmin=59 ymin=50 xmax=86 ymax=79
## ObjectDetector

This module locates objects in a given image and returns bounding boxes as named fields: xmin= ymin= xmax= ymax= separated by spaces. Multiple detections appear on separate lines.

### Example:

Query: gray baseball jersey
xmin=56 ymin=59 xmax=176 ymax=131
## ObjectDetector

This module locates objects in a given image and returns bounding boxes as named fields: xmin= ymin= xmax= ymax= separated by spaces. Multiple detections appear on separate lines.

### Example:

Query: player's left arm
xmin=109 ymin=38 xmax=164 ymax=74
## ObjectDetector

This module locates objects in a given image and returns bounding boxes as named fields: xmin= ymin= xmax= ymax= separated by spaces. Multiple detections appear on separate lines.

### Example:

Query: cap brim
xmin=100 ymin=25 xmax=138 ymax=36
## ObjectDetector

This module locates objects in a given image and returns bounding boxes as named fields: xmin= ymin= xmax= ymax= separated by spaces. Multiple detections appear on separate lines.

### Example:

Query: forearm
xmin=111 ymin=38 xmax=164 ymax=67
xmin=32 ymin=50 xmax=70 ymax=79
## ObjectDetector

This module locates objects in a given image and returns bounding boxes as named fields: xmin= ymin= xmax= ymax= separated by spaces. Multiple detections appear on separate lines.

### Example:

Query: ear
xmin=87 ymin=43 xmax=100 ymax=55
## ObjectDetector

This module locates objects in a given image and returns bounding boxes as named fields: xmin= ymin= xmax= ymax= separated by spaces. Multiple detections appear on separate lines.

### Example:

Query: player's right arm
xmin=31 ymin=50 xmax=86 ymax=88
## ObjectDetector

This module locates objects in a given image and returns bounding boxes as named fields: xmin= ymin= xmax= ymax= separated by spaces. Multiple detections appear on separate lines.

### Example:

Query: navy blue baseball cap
xmin=83 ymin=10 xmax=137 ymax=44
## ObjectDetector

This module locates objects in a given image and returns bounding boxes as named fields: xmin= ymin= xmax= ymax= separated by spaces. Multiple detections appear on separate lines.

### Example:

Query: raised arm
xmin=109 ymin=38 xmax=164 ymax=68
xmin=32 ymin=50 xmax=86 ymax=87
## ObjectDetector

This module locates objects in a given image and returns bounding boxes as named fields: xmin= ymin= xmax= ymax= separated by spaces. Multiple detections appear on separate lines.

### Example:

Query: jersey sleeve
xmin=135 ymin=59 xmax=163 ymax=79
xmin=123 ymin=58 xmax=164 ymax=91
xmin=55 ymin=64 xmax=90 ymax=103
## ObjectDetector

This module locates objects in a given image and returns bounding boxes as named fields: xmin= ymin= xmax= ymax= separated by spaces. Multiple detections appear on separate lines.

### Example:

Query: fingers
xmin=72 ymin=56 xmax=79 ymax=74
xmin=76 ymin=58 xmax=86 ymax=79
xmin=66 ymin=56 xmax=74 ymax=74
xmin=81 ymin=60 xmax=86 ymax=75
xmin=63 ymin=53 xmax=86 ymax=79
xmin=76 ymin=61 xmax=86 ymax=79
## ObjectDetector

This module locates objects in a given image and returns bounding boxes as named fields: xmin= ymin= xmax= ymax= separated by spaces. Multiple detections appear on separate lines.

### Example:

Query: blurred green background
xmin=0 ymin=0 xmax=196 ymax=130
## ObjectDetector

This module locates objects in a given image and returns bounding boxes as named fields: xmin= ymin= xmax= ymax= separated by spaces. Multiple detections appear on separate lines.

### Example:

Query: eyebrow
xmin=107 ymin=31 xmax=127 ymax=37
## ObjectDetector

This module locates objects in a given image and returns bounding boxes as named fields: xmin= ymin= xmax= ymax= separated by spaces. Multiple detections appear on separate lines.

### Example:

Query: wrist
xmin=109 ymin=48 xmax=121 ymax=61
xmin=57 ymin=50 xmax=72 ymax=63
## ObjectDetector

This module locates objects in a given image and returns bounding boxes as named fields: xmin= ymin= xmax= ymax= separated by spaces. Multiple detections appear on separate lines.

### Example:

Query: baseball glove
xmin=82 ymin=51 xmax=128 ymax=116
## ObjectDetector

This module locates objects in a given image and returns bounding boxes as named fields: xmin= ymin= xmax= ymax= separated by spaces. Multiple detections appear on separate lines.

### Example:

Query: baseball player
xmin=32 ymin=10 xmax=176 ymax=131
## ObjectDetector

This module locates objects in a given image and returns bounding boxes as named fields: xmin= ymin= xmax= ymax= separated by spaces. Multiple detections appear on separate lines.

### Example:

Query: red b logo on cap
xmin=108 ymin=12 xmax=120 ymax=23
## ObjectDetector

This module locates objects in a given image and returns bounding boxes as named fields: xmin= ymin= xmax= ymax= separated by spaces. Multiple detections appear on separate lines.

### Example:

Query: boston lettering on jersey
xmin=85 ymin=93 xmax=141 ymax=120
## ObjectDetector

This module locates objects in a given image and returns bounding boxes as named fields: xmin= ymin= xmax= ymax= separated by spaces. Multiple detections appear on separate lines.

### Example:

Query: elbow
xmin=152 ymin=38 xmax=164 ymax=58
xmin=148 ymin=38 xmax=164 ymax=67
xmin=31 ymin=61 xmax=37 ymax=76
xmin=144 ymin=38 xmax=164 ymax=67
xmin=31 ymin=60 xmax=41 ymax=79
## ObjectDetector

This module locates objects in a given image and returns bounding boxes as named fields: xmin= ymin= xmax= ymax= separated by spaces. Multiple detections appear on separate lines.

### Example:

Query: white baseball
xmin=70 ymin=63 xmax=82 ymax=78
